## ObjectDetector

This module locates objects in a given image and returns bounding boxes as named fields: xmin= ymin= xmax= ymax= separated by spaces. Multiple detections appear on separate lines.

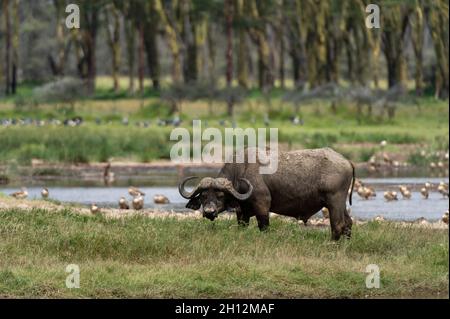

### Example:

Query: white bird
xmin=420 ymin=187 xmax=429 ymax=199
xmin=10 ymin=188 xmax=28 ymax=199
xmin=153 ymin=194 xmax=170 ymax=204
xmin=399 ymin=185 xmax=411 ymax=199
xmin=119 ymin=197 xmax=130 ymax=210
xmin=132 ymin=196 xmax=144 ymax=210
xmin=357 ymin=186 xmax=376 ymax=199
xmin=129 ymin=186 xmax=145 ymax=197
xmin=354 ymin=179 xmax=363 ymax=189
xmin=41 ymin=188 xmax=49 ymax=199
xmin=442 ymin=210 xmax=449 ymax=225
xmin=90 ymin=203 xmax=100 ymax=214
xmin=384 ymin=191 xmax=398 ymax=201
xmin=437 ymin=183 xmax=449 ymax=198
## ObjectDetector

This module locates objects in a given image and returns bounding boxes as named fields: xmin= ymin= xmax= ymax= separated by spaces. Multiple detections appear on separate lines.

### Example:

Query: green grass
xmin=0 ymin=209 xmax=448 ymax=298
xmin=0 ymin=125 xmax=173 ymax=164
xmin=0 ymin=123 xmax=444 ymax=165
xmin=0 ymin=85 xmax=448 ymax=165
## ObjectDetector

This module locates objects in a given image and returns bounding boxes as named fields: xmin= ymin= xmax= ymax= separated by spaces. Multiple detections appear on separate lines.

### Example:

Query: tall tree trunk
xmin=287 ymin=0 xmax=307 ymax=89
xmin=247 ymin=0 xmax=273 ymax=90
xmin=181 ymin=0 xmax=197 ymax=84
xmin=11 ymin=0 xmax=19 ymax=94
xmin=382 ymin=6 xmax=411 ymax=89
xmin=195 ymin=18 xmax=207 ymax=80
xmin=426 ymin=2 xmax=449 ymax=99
xmin=49 ymin=0 xmax=68 ymax=77
xmin=85 ymin=33 xmax=97 ymax=93
xmin=367 ymin=27 xmax=381 ymax=88
xmin=225 ymin=0 xmax=234 ymax=116
xmin=3 ymin=0 xmax=11 ymax=95
xmin=137 ymin=25 xmax=145 ymax=94
xmin=0 ymin=26 xmax=3 ymax=94
xmin=143 ymin=0 xmax=160 ymax=90
xmin=354 ymin=27 xmax=369 ymax=86
xmin=79 ymin=3 xmax=100 ymax=94
xmin=71 ymin=29 xmax=87 ymax=79
xmin=325 ymin=0 xmax=346 ymax=84
xmin=277 ymin=0 xmax=285 ymax=88
xmin=305 ymin=34 xmax=317 ymax=87
xmin=237 ymin=30 xmax=249 ymax=88
xmin=143 ymin=26 xmax=160 ymax=90
xmin=345 ymin=35 xmax=355 ymax=84
xmin=384 ymin=38 xmax=407 ymax=89
xmin=206 ymin=23 xmax=216 ymax=85
xmin=105 ymin=3 xmax=121 ymax=92
xmin=411 ymin=2 xmax=424 ymax=96
xmin=326 ymin=34 xmax=339 ymax=83
xmin=155 ymin=0 xmax=182 ymax=83
xmin=290 ymin=45 xmax=300 ymax=86
xmin=304 ymin=0 xmax=328 ymax=87
xmin=354 ymin=0 xmax=378 ymax=87
xmin=236 ymin=0 xmax=248 ymax=88
xmin=124 ymin=17 xmax=135 ymax=92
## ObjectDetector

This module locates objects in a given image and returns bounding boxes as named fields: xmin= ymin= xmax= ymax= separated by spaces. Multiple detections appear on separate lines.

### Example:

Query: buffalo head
xmin=178 ymin=176 xmax=253 ymax=221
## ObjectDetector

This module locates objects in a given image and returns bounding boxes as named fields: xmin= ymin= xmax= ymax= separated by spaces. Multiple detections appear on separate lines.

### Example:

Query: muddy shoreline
xmin=0 ymin=161 xmax=222 ymax=185
xmin=1 ymin=161 xmax=446 ymax=186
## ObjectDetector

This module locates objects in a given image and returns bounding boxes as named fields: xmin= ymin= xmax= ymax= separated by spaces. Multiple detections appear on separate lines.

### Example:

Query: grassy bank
xmin=0 ymin=88 xmax=448 ymax=165
xmin=0 ymin=209 xmax=448 ymax=298
xmin=0 ymin=125 xmax=436 ymax=164
xmin=0 ymin=125 xmax=173 ymax=163
xmin=0 ymin=101 xmax=448 ymax=165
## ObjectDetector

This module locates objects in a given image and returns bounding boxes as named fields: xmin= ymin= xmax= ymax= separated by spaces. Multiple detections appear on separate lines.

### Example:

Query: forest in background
xmin=0 ymin=0 xmax=448 ymax=106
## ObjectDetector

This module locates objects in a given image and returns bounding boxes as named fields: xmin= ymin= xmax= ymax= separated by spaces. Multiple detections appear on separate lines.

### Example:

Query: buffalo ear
xmin=186 ymin=197 xmax=201 ymax=210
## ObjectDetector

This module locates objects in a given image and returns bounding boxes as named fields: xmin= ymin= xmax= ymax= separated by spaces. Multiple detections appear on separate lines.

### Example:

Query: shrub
xmin=32 ymin=77 xmax=88 ymax=105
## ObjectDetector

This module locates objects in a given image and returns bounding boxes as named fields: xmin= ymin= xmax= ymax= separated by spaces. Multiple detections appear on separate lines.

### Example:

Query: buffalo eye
xmin=216 ymin=191 xmax=225 ymax=199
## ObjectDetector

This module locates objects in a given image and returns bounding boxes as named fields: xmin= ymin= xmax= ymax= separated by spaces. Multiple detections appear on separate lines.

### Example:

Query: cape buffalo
xmin=179 ymin=147 xmax=355 ymax=240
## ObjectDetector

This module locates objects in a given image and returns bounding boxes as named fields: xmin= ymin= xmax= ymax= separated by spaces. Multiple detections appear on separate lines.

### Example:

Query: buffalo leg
xmin=236 ymin=209 xmax=250 ymax=227
xmin=252 ymin=200 xmax=270 ymax=231
xmin=256 ymin=213 xmax=269 ymax=231
xmin=343 ymin=208 xmax=353 ymax=238
xmin=327 ymin=193 xmax=349 ymax=240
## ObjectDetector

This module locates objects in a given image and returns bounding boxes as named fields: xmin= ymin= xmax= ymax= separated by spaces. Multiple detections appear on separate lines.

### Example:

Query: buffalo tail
xmin=349 ymin=161 xmax=355 ymax=206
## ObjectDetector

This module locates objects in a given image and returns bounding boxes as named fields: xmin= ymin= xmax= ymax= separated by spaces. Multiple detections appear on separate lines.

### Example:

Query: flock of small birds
xmin=354 ymin=179 xmax=449 ymax=202
xmin=0 ymin=113 xmax=308 ymax=129
xmin=7 ymin=186 xmax=170 ymax=215
xmin=91 ymin=186 xmax=172 ymax=214
xmin=353 ymin=179 xmax=449 ymax=224
xmin=366 ymin=140 xmax=449 ymax=173
xmin=0 ymin=116 xmax=182 ymax=128
xmin=0 ymin=117 xmax=84 ymax=127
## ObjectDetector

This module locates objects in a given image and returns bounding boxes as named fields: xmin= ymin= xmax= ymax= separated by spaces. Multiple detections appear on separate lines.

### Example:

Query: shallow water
xmin=1 ymin=177 xmax=448 ymax=221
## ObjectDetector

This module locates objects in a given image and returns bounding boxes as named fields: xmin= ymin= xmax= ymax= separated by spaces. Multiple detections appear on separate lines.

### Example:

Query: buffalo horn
xmin=178 ymin=176 xmax=200 ymax=199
